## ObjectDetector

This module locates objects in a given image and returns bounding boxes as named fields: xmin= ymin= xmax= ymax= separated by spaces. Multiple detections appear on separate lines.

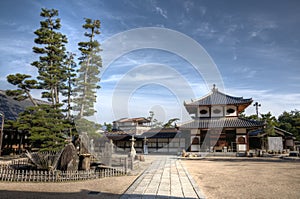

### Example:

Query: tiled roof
xmin=249 ymin=127 xmax=294 ymax=138
xmin=179 ymin=117 xmax=264 ymax=129
xmin=137 ymin=132 xmax=179 ymax=139
xmin=106 ymin=128 xmax=180 ymax=139
xmin=114 ymin=117 xmax=150 ymax=123
xmin=184 ymin=89 xmax=252 ymax=106
xmin=138 ymin=128 xmax=180 ymax=138
xmin=0 ymin=90 xmax=49 ymax=124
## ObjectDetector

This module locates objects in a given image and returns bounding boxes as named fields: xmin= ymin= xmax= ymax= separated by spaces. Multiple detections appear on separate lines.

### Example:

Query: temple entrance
xmin=197 ymin=129 xmax=236 ymax=152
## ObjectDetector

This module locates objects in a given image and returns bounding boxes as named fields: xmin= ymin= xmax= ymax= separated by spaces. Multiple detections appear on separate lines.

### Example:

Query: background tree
xmin=261 ymin=112 xmax=277 ymax=136
xmin=163 ymin=118 xmax=180 ymax=128
xmin=277 ymin=110 xmax=300 ymax=140
xmin=75 ymin=118 xmax=101 ymax=136
xmin=73 ymin=18 xmax=102 ymax=119
xmin=103 ymin=122 xmax=112 ymax=132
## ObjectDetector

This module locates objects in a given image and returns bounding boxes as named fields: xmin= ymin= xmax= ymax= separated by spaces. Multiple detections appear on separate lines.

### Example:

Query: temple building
xmin=105 ymin=85 xmax=295 ymax=155
xmin=179 ymin=85 xmax=264 ymax=155
xmin=112 ymin=117 xmax=151 ymax=135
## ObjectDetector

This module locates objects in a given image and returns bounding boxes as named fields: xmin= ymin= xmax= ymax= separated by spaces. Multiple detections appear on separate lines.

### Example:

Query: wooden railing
xmin=0 ymin=155 xmax=143 ymax=182
xmin=0 ymin=167 xmax=126 ymax=182
xmin=0 ymin=158 xmax=126 ymax=182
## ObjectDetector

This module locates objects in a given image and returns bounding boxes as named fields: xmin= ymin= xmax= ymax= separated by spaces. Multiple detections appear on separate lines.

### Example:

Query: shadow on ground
xmin=0 ymin=190 xmax=195 ymax=199
xmin=182 ymin=157 xmax=300 ymax=163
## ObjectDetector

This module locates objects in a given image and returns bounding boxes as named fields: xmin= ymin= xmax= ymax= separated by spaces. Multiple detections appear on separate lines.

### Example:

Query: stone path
xmin=121 ymin=156 xmax=205 ymax=199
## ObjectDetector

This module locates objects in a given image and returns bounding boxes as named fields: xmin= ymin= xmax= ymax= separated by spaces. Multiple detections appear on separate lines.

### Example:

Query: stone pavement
xmin=121 ymin=156 xmax=205 ymax=199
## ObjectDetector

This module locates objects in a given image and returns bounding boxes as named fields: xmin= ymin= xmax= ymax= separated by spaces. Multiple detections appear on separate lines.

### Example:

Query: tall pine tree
xmin=62 ymin=52 xmax=77 ymax=120
xmin=74 ymin=19 xmax=102 ymax=118
xmin=31 ymin=8 xmax=68 ymax=106
xmin=5 ymin=8 xmax=72 ymax=152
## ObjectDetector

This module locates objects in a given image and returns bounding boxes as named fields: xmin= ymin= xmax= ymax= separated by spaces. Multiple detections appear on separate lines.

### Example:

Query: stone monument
xmin=129 ymin=135 xmax=136 ymax=158
xmin=102 ymin=140 xmax=114 ymax=166
xmin=143 ymin=136 xmax=148 ymax=155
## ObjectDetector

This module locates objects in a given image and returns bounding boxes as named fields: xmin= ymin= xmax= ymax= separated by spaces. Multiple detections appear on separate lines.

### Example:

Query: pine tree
xmin=5 ymin=8 xmax=72 ymax=152
xmin=16 ymin=105 xmax=70 ymax=152
xmin=74 ymin=18 xmax=102 ymax=119
xmin=6 ymin=73 xmax=38 ymax=106
xmin=31 ymin=8 xmax=68 ymax=106
xmin=61 ymin=52 xmax=77 ymax=120
xmin=261 ymin=112 xmax=277 ymax=136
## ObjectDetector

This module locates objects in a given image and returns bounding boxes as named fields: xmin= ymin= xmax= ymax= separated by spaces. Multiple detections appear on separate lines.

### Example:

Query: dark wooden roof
xmin=179 ymin=117 xmax=263 ymax=129
xmin=184 ymin=88 xmax=252 ymax=106
xmin=106 ymin=128 xmax=180 ymax=140
xmin=137 ymin=128 xmax=180 ymax=139
xmin=249 ymin=127 xmax=294 ymax=138
xmin=0 ymin=90 xmax=49 ymax=124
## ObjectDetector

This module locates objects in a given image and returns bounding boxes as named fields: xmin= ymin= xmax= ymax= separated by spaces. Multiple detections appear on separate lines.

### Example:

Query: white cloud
xmin=155 ymin=6 xmax=168 ymax=19
xmin=232 ymin=66 xmax=257 ymax=79
xmin=248 ymin=16 xmax=278 ymax=41
xmin=101 ymin=74 xmax=124 ymax=83
xmin=227 ymin=87 xmax=300 ymax=117
xmin=184 ymin=1 xmax=194 ymax=13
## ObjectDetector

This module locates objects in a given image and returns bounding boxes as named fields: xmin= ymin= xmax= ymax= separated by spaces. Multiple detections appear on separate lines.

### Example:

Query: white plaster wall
xmin=211 ymin=106 xmax=224 ymax=117
xmin=225 ymin=105 xmax=237 ymax=116
xmin=238 ymin=144 xmax=247 ymax=151
xmin=198 ymin=106 xmax=210 ymax=117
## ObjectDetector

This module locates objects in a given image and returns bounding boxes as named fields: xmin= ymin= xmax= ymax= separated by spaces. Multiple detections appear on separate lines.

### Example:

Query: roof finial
xmin=212 ymin=84 xmax=217 ymax=92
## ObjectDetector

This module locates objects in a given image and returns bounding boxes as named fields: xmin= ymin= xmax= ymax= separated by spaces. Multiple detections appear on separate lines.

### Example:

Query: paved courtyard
xmin=121 ymin=156 xmax=205 ymax=199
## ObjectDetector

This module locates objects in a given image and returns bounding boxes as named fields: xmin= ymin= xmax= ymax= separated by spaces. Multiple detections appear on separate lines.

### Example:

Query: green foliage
xmin=73 ymin=18 xmax=102 ymax=118
xmin=61 ymin=52 xmax=77 ymax=120
xmin=75 ymin=118 xmax=101 ymax=137
xmin=239 ymin=111 xmax=259 ymax=120
xmin=277 ymin=110 xmax=300 ymax=140
xmin=104 ymin=122 xmax=112 ymax=132
xmin=261 ymin=112 xmax=277 ymax=136
xmin=163 ymin=118 xmax=180 ymax=128
xmin=6 ymin=73 xmax=38 ymax=106
xmin=31 ymin=8 xmax=68 ymax=105
xmin=15 ymin=104 xmax=71 ymax=152
xmin=4 ymin=8 xmax=105 ymax=153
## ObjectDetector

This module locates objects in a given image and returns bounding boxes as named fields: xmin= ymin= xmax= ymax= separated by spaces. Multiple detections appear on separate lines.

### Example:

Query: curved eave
xmin=184 ymin=99 xmax=253 ymax=114
xmin=179 ymin=117 xmax=264 ymax=129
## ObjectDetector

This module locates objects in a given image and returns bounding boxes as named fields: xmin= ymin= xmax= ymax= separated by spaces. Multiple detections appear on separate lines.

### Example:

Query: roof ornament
xmin=212 ymin=84 xmax=218 ymax=92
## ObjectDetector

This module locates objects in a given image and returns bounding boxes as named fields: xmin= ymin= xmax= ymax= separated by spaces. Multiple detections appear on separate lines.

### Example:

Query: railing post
xmin=125 ymin=157 xmax=128 ymax=173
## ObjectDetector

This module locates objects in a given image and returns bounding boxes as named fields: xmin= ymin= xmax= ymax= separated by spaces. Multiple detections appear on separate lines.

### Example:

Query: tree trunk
xmin=25 ymin=90 xmax=38 ymax=106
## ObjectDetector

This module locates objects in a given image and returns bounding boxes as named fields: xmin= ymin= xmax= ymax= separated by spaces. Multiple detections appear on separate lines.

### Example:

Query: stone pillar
xmin=79 ymin=154 xmax=91 ymax=170
xmin=129 ymin=135 xmax=136 ymax=158
xmin=143 ymin=136 xmax=148 ymax=155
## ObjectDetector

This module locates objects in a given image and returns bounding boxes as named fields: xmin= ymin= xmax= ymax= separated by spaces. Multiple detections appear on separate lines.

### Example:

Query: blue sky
xmin=0 ymin=0 xmax=299 ymax=123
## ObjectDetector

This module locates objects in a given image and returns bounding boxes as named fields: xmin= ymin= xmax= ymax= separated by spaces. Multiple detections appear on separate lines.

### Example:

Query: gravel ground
xmin=182 ymin=159 xmax=300 ymax=199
